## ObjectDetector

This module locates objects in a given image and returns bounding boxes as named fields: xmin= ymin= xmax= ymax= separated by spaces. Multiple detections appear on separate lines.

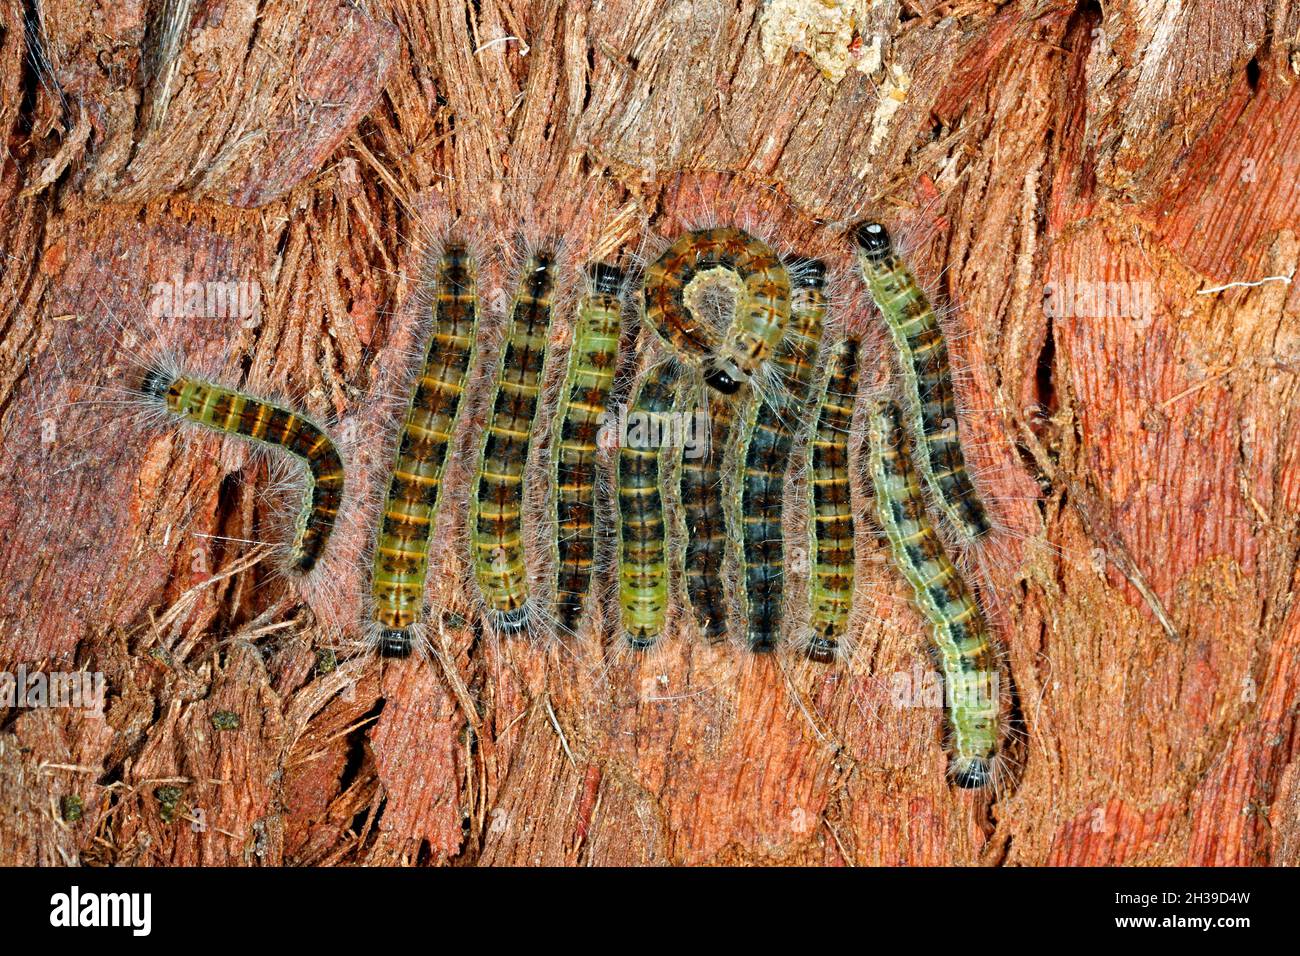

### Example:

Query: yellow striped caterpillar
xmin=470 ymin=250 xmax=556 ymax=630
xmin=853 ymin=222 xmax=992 ymax=546
xmin=370 ymin=244 xmax=479 ymax=656
xmin=136 ymin=369 xmax=344 ymax=574
xmin=865 ymin=398 xmax=1003 ymax=789
xmin=642 ymin=227 xmax=792 ymax=394
xmin=552 ymin=262 xmax=623 ymax=632
xmin=738 ymin=257 xmax=828 ymax=652
xmin=805 ymin=346 xmax=859 ymax=665
xmin=617 ymin=360 xmax=681 ymax=649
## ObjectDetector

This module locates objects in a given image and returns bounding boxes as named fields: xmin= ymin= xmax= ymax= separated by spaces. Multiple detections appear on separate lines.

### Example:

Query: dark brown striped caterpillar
xmin=470 ymin=249 xmax=557 ymax=631
xmin=136 ymin=368 xmax=344 ymax=574
xmin=864 ymin=398 xmax=1005 ymax=790
xmin=642 ymin=227 xmax=792 ymax=394
xmin=679 ymin=387 xmax=743 ymax=643
xmin=552 ymin=262 xmax=624 ymax=632
xmin=853 ymin=221 xmax=992 ymax=546
xmin=370 ymin=244 xmax=479 ymax=656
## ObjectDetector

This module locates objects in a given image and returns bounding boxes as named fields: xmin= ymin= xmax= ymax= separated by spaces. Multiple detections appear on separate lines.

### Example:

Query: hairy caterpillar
xmin=136 ymin=369 xmax=344 ymax=573
xmin=470 ymin=250 xmax=557 ymax=630
xmin=738 ymin=257 xmax=829 ymax=652
xmin=679 ymin=389 xmax=743 ymax=643
xmin=617 ymin=360 xmax=682 ymax=649
xmin=370 ymin=244 xmax=480 ymax=656
xmin=853 ymin=222 xmax=991 ymax=545
xmin=865 ymin=399 xmax=1002 ymax=789
xmin=552 ymin=262 xmax=624 ymax=632
xmin=642 ymin=227 xmax=792 ymax=394
xmin=805 ymin=337 xmax=859 ymax=663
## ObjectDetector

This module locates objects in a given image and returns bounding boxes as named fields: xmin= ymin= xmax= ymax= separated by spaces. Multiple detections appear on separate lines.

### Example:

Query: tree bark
xmin=1 ymin=0 xmax=1298 ymax=866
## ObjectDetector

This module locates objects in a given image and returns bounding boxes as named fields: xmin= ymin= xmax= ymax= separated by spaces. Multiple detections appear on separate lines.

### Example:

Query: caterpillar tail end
xmin=852 ymin=221 xmax=892 ymax=261
xmin=377 ymin=628 xmax=414 ymax=658
xmin=949 ymin=756 xmax=994 ymax=790
xmin=747 ymin=632 xmax=778 ymax=654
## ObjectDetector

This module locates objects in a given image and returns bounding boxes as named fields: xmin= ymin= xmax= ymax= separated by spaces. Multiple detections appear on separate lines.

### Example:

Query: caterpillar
xmin=370 ymin=244 xmax=480 ymax=656
xmin=617 ymin=359 xmax=682 ymax=649
xmin=679 ymin=388 xmax=742 ymax=643
xmin=738 ymin=257 xmax=829 ymax=652
xmin=136 ymin=369 xmax=344 ymax=574
xmin=642 ymin=227 xmax=792 ymax=394
xmin=853 ymin=222 xmax=992 ymax=545
xmin=470 ymin=250 xmax=557 ymax=630
xmin=805 ymin=336 xmax=859 ymax=663
xmin=865 ymin=398 xmax=1002 ymax=790
xmin=552 ymin=262 xmax=624 ymax=632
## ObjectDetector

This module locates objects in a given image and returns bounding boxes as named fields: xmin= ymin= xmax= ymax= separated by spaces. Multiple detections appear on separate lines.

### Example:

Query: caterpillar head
xmin=853 ymin=221 xmax=893 ymax=262
xmin=949 ymin=755 xmax=994 ymax=790
xmin=378 ymin=629 xmax=413 ymax=658
xmin=588 ymin=261 xmax=625 ymax=297
xmin=703 ymin=360 xmax=744 ymax=395
xmin=787 ymin=256 xmax=828 ymax=289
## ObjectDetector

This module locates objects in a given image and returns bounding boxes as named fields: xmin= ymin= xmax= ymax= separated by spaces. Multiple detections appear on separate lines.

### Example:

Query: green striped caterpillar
xmin=865 ymin=398 xmax=1003 ymax=790
xmin=679 ymin=388 xmax=743 ymax=642
xmin=805 ymin=336 xmax=859 ymax=663
xmin=738 ymin=257 xmax=829 ymax=652
xmin=853 ymin=222 xmax=992 ymax=545
xmin=370 ymin=244 xmax=479 ymax=656
xmin=642 ymin=227 xmax=792 ymax=394
xmin=470 ymin=250 xmax=556 ymax=630
xmin=617 ymin=360 xmax=681 ymax=649
xmin=552 ymin=262 xmax=623 ymax=632
xmin=137 ymin=369 xmax=344 ymax=574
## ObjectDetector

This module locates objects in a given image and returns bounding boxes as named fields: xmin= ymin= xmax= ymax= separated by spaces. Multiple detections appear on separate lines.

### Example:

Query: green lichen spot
xmin=212 ymin=710 xmax=240 ymax=731
xmin=154 ymin=785 xmax=185 ymax=824
xmin=61 ymin=794 xmax=84 ymax=823
xmin=315 ymin=648 xmax=337 ymax=676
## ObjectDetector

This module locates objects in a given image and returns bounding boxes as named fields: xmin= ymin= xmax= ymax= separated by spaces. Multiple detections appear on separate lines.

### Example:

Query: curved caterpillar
xmin=470 ymin=250 xmax=556 ymax=629
xmin=853 ymin=222 xmax=992 ymax=545
xmin=865 ymin=398 xmax=1002 ymax=789
xmin=643 ymin=227 xmax=791 ymax=394
xmin=617 ymin=360 xmax=681 ymax=649
xmin=738 ymin=257 xmax=829 ymax=652
xmin=137 ymin=369 xmax=343 ymax=573
xmin=370 ymin=245 xmax=479 ymax=657
xmin=679 ymin=389 xmax=742 ymax=643
xmin=552 ymin=262 xmax=623 ymax=632
xmin=805 ymin=340 xmax=859 ymax=665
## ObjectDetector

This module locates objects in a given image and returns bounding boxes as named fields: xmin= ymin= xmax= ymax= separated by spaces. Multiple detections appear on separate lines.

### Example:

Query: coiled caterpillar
xmin=642 ymin=228 xmax=791 ymax=394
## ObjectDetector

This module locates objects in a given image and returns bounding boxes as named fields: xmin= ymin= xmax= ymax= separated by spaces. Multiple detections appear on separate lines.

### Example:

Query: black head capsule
xmin=588 ymin=261 xmax=624 ymax=297
xmin=853 ymin=221 xmax=893 ymax=262
xmin=139 ymin=366 xmax=174 ymax=400
xmin=950 ymin=756 xmax=993 ymax=790
xmin=703 ymin=362 xmax=743 ymax=395
xmin=378 ymin=629 xmax=413 ymax=658
xmin=804 ymin=635 xmax=837 ymax=664
xmin=787 ymin=256 xmax=828 ymax=289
